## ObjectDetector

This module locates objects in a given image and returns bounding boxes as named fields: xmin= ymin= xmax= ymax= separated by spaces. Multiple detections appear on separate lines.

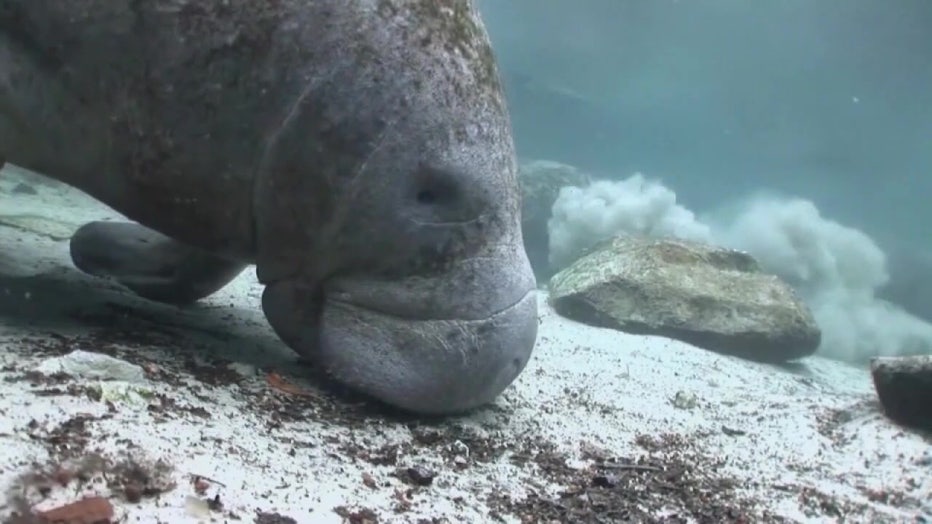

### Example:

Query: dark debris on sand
xmin=0 ymin=301 xmax=893 ymax=523
xmin=484 ymin=433 xmax=783 ymax=524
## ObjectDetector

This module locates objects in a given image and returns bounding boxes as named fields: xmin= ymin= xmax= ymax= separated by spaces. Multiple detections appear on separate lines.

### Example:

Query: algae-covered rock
xmin=549 ymin=235 xmax=821 ymax=362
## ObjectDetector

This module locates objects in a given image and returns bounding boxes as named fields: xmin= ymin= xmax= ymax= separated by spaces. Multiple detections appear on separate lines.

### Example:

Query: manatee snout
xmin=261 ymin=247 xmax=538 ymax=415
xmin=317 ymin=287 xmax=537 ymax=414
xmin=240 ymin=0 xmax=538 ymax=414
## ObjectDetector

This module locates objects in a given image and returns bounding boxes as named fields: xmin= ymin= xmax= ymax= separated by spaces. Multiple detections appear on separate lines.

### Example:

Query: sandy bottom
xmin=1 ymin=166 xmax=930 ymax=523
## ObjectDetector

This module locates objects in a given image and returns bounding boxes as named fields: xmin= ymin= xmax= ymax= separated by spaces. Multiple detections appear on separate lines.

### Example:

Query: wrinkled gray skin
xmin=0 ymin=0 xmax=538 ymax=414
xmin=69 ymin=221 xmax=248 ymax=305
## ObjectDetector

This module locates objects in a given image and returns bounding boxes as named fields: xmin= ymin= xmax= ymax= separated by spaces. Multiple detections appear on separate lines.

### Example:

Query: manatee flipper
xmin=69 ymin=221 xmax=247 ymax=305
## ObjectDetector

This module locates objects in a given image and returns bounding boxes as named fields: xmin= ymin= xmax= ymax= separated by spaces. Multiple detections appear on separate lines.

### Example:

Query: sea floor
xmin=1 ymin=164 xmax=930 ymax=523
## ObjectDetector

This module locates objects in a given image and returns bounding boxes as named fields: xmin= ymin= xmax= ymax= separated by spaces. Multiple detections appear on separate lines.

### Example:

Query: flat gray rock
xmin=549 ymin=235 xmax=821 ymax=362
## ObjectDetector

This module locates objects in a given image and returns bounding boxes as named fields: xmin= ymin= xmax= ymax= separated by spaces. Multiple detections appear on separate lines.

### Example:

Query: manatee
xmin=0 ymin=0 xmax=538 ymax=414
xmin=69 ymin=220 xmax=247 ymax=305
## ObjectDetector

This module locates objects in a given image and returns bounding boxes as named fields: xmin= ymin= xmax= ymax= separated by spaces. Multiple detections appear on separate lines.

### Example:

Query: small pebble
xmin=401 ymin=466 xmax=436 ymax=486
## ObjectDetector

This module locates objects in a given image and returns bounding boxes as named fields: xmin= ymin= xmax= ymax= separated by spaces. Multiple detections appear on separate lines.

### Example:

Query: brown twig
xmin=266 ymin=372 xmax=318 ymax=398
xmin=187 ymin=473 xmax=227 ymax=488
xmin=597 ymin=463 xmax=663 ymax=473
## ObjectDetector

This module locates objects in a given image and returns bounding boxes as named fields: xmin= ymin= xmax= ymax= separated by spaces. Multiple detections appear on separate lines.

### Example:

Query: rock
xmin=548 ymin=235 xmax=821 ymax=362
xmin=670 ymin=390 xmax=698 ymax=410
xmin=399 ymin=466 xmax=436 ymax=486
xmin=518 ymin=160 xmax=590 ymax=281
xmin=93 ymin=381 xmax=154 ymax=406
xmin=35 ymin=350 xmax=147 ymax=383
xmin=870 ymin=355 xmax=932 ymax=432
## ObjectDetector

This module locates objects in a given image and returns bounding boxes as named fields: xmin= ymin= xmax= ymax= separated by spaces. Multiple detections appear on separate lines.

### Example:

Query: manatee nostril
xmin=416 ymin=189 xmax=437 ymax=204
xmin=412 ymin=165 xmax=464 ymax=209
xmin=512 ymin=357 xmax=522 ymax=370
xmin=415 ymin=182 xmax=458 ymax=206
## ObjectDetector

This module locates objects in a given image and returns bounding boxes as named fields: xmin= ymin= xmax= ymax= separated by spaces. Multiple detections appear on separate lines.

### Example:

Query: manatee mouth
xmin=325 ymin=281 xmax=533 ymax=321
xmin=261 ymin=275 xmax=538 ymax=415
xmin=320 ymin=274 xmax=532 ymax=321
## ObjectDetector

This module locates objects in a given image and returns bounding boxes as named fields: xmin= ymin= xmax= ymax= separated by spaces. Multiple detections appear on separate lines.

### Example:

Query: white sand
xmin=1 ymin=165 xmax=930 ymax=523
